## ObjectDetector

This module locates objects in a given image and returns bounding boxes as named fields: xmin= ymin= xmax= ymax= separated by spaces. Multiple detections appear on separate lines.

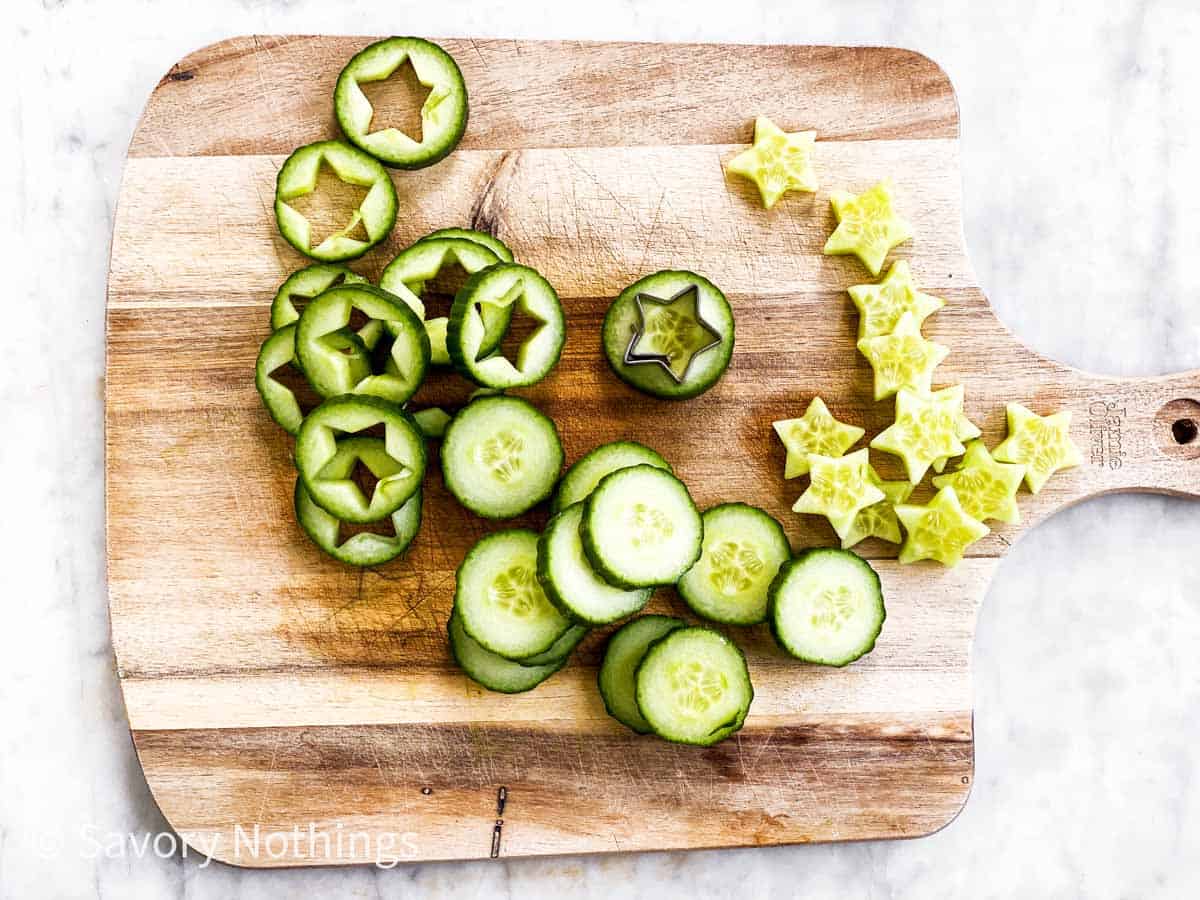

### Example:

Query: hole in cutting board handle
xmin=1156 ymin=399 xmax=1200 ymax=460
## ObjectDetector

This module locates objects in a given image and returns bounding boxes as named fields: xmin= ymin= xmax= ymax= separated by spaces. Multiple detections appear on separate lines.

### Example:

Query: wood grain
xmin=106 ymin=36 xmax=1200 ymax=867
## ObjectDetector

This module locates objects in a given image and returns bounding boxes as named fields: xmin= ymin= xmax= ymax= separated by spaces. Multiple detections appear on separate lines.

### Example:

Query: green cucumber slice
xmin=598 ymin=615 xmax=687 ymax=733
xmin=448 ymin=611 xmax=565 ymax=694
xmin=295 ymin=396 xmax=426 ymax=523
xmin=254 ymin=324 xmax=364 ymax=435
xmin=379 ymin=237 xmax=510 ymax=366
xmin=334 ymin=37 xmax=468 ymax=170
xmin=768 ymin=548 xmax=885 ymax=666
xmin=602 ymin=270 xmax=735 ymax=400
xmin=517 ymin=623 xmax=589 ymax=667
xmin=581 ymin=465 xmax=702 ymax=588
xmin=551 ymin=440 xmax=672 ymax=514
xmin=419 ymin=228 xmax=514 ymax=262
xmin=677 ymin=503 xmax=790 ymax=626
xmin=440 ymin=395 xmax=563 ymax=519
xmin=537 ymin=503 xmax=653 ymax=625
xmin=447 ymin=263 xmax=566 ymax=388
xmin=270 ymin=264 xmax=369 ymax=330
xmin=274 ymin=140 xmax=398 ymax=261
xmin=634 ymin=627 xmax=753 ymax=746
xmin=412 ymin=407 xmax=453 ymax=439
xmin=454 ymin=529 xmax=573 ymax=660
xmin=295 ymin=283 xmax=430 ymax=405
xmin=295 ymin=479 xmax=421 ymax=566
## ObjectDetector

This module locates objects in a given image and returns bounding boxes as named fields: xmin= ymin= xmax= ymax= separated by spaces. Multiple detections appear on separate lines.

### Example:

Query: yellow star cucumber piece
xmin=823 ymin=179 xmax=913 ymax=276
xmin=992 ymin=403 xmax=1083 ymax=493
xmin=895 ymin=486 xmax=990 ymax=567
xmin=771 ymin=396 xmax=864 ymax=479
xmin=792 ymin=449 xmax=886 ymax=541
xmin=840 ymin=464 xmax=915 ymax=550
xmin=727 ymin=116 xmax=819 ymax=209
xmin=932 ymin=409 xmax=983 ymax=473
xmin=870 ymin=386 xmax=968 ymax=484
xmin=847 ymin=260 xmax=944 ymax=340
xmin=932 ymin=440 xmax=1026 ymax=524
xmin=856 ymin=310 xmax=950 ymax=401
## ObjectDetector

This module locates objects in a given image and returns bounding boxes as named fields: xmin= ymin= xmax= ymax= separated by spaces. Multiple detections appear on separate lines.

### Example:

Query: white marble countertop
xmin=5 ymin=1 xmax=1199 ymax=897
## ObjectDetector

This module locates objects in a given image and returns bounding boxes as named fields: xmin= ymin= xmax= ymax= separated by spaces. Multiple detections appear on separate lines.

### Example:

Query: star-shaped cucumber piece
xmin=823 ymin=179 xmax=913 ymax=276
xmin=856 ymin=310 xmax=950 ymax=401
xmin=772 ymin=396 xmax=865 ymax=479
xmin=992 ymin=403 xmax=1083 ymax=493
xmin=896 ymin=486 xmax=990 ymax=567
xmin=726 ymin=116 xmax=818 ymax=209
xmin=792 ymin=448 xmax=886 ymax=542
xmin=840 ymin=464 xmax=915 ymax=549
xmin=848 ymin=260 xmax=944 ymax=340
xmin=932 ymin=409 xmax=983 ymax=474
xmin=870 ymin=385 xmax=968 ymax=484
xmin=931 ymin=440 xmax=1026 ymax=524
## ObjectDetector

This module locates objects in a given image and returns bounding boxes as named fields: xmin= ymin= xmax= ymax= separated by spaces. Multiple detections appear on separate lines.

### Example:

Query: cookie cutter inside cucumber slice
xmin=295 ymin=396 xmax=426 ymax=524
xmin=603 ymin=270 xmax=735 ymax=400
xmin=447 ymin=263 xmax=566 ymax=389
xmin=334 ymin=37 xmax=468 ymax=170
xmin=295 ymin=283 xmax=430 ymax=405
xmin=274 ymin=140 xmax=398 ymax=261
xmin=379 ymin=237 xmax=512 ymax=366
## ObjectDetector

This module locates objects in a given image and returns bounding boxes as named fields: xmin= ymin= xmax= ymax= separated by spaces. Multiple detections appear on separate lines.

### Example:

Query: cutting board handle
xmin=1065 ymin=369 xmax=1200 ymax=501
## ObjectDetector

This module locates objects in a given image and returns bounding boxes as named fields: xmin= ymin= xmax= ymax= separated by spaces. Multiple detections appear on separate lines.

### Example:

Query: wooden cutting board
xmin=106 ymin=36 xmax=1200 ymax=867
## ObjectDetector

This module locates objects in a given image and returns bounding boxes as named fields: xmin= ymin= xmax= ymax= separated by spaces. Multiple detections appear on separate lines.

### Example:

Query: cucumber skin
xmin=580 ymin=466 xmax=703 ymax=590
xmin=633 ymin=627 xmax=754 ymax=746
xmin=677 ymin=502 xmax=789 ymax=627
xmin=335 ymin=38 xmax=468 ymax=171
xmin=446 ymin=263 xmax=566 ymax=388
xmin=439 ymin=395 xmax=563 ymax=520
xmin=536 ymin=505 xmax=653 ymax=625
xmin=550 ymin=440 xmax=673 ymax=515
xmin=597 ymin=615 xmax=686 ymax=734
xmin=602 ymin=270 xmax=735 ymax=401
xmin=517 ymin=623 xmax=589 ymax=667
xmin=447 ymin=613 xmax=566 ymax=694
xmin=295 ymin=395 xmax=427 ymax=523
xmin=254 ymin=325 xmax=303 ymax=435
xmin=418 ymin=228 xmax=514 ymax=263
xmin=767 ymin=548 xmax=886 ymax=667
xmin=453 ymin=528 xmax=571 ymax=660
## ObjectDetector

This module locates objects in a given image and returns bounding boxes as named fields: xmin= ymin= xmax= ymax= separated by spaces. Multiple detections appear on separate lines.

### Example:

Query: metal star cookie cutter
xmin=622 ymin=284 xmax=724 ymax=384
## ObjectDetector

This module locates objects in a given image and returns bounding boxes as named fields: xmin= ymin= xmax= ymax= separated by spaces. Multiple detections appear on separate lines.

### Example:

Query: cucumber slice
xmin=771 ymin=396 xmax=865 ymax=479
xmin=598 ymin=615 xmax=687 ymax=733
xmin=791 ymin=448 xmax=886 ymax=543
xmin=538 ymin=503 xmax=653 ymax=625
xmin=412 ymin=407 xmax=453 ymax=439
xmin=931 ymin=440 xmax=1025 ymax=524
xmin=295 ymin=283 xmax=431 ymax=405
xmin=677 ymin=503 xmax=790 ymax=626
xmin=447 ymin=263 xmax=566 ymax=388
xmin=635 ymin=627 xmax=753 ymax=746
xmin=517 ymin=623 xmax=589 ymax=667
xmin=441 ymin=395 xmax=563 ymax=519
xmin=419 ymin=228 xmax=514 ymax=262
xmin=335 ymin=37 xmax=468 ymax=170
xmin=822 ymin=179 xmax=913 ymax=276
xmin=270 ymin=264 xmax=369 ymax=330
xmin=379 ymin=238 xmax=511 ymax=366
xmin=895 ymin=486 xmax=990 ymax=567
xmin=581 ymin=465 xmax=702 ymax=588
xmin=274 ymin=140 xmax=398 ymax=261
xmin=769 ymin=548 xmax=885 ymax=666
xmin=295 ymin=479 xmax=421 ymax=566
xmin=254 ymin=324 xmax=363 ymax=435
xmin=602 ymin=270 xmax=735 ymax=400
xmin=992 ymin=403 xmax=1083 ymax=494
xmin=448 ymin=611 xmax=565 ymax=694
xmin=870 ymin=386 xmax=969 ymax=484
xmin=552 ymin=440 xmax=672 ymax=514
xmin=454 ymin=529 xmax=572 ymax=659
xmin=847 ymin=259 xmax=943 ymax=340
xmin=295 ymin=396 xmax=426 ymax=523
